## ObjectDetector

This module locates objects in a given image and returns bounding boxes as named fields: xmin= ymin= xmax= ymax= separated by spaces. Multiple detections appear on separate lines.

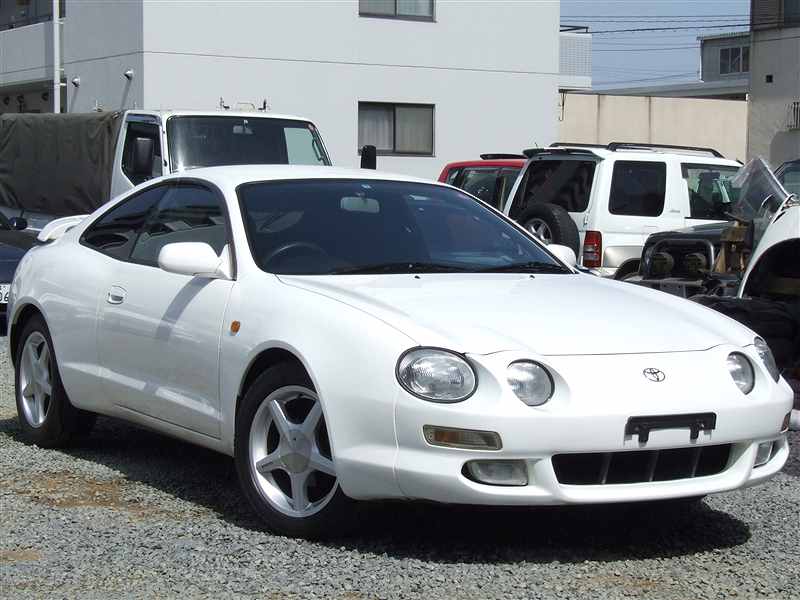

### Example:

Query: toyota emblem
xmin=643 ymin=368 xmax=666 ymax=382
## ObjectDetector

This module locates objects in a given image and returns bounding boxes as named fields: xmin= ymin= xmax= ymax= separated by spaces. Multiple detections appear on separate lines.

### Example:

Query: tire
xmin=234 ymin=362 xmax=358 ymax=539
xmin=14 ymin=315 xmax=95 ymax=447
xmin=518 ymin=203 xmax=580 ymax=256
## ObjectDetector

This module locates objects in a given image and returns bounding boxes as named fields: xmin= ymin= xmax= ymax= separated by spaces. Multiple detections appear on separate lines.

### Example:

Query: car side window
xmin=778 ymin=164 xmax=800 ymax=197
xmin=458 ymin=167 xmax=500 ymax=206
xmin=121 ymin=122 xmax=163 ymax=185
xmin=129 ymin=183 xmax=228 ymax=266
xmin=80 ymin=186 xmax=166 ymax=260
xmin=609 ymin=161 xmax=666 ymax=217
xmin=444 ymin=167 xmax=461 ymax=185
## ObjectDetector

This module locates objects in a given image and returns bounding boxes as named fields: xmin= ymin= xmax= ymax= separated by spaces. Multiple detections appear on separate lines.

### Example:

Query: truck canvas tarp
xmin=0 ymin=112 xmax=122 ymax=216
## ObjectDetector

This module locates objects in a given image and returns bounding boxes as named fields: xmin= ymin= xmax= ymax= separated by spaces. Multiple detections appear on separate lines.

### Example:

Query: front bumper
xmin=387 ymin=347 xmax=792 ymax=505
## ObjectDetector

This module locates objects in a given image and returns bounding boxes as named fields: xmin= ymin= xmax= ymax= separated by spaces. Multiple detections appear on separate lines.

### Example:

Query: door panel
xmin=97 ymin=264 xmax=233 ymax=437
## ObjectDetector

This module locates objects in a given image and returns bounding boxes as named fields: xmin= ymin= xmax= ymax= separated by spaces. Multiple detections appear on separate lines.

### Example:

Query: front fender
xmin=219 ymin=277 xmax=416 ymax=500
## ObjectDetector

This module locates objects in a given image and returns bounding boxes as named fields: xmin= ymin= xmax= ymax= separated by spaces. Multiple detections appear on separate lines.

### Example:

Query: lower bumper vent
xmin=552 ymin=444 xmax=732 ymax=485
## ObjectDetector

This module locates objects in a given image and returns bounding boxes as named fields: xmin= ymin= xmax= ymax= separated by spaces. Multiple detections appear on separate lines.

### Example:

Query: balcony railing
xmin=788 ymin=102 xmax=800 ymax=131
xmin=0 ymin=1 xmax=64 ymax=32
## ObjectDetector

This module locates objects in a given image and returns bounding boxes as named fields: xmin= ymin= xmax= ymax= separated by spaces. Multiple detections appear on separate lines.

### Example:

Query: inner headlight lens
xmin=754 ymin=337 xmax=780 ymax=381
xmin=397 ymin=348 xmax=476 ymax=402
xmin=507 ymin=361 xmax=554 ymax=406
xmin=727 ymin=352 xmax=755 ymax=394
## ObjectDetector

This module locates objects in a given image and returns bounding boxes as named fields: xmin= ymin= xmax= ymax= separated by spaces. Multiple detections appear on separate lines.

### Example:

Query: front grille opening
xmin=553 ymin=444 xmax=732 ymax=485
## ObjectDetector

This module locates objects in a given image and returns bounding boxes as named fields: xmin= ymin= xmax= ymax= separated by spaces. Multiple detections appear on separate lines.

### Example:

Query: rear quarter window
xmin=608 ymin=161 xmax=666 ymax=217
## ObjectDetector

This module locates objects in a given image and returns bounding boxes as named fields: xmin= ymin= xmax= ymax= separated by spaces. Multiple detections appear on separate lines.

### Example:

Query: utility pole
xmin=52 ymin=0 xmax=61 ymax=113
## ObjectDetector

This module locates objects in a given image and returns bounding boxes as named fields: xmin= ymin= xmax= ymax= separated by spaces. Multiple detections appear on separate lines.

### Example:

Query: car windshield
xmin=238 ymin=179 xmax=570 ymax=275
xmin=167 ymin=116 xmax=330 ymax=171
xmin=723 ymin=158 xmax=792 ymax=246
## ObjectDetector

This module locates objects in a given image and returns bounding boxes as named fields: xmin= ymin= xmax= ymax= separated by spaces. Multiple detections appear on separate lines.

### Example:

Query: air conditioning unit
xmin=788 ymin=101 xmax=800 ymax=130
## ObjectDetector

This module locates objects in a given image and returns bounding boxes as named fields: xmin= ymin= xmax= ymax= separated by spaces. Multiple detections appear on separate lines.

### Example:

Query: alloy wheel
xmin=248 ymin=385 xmax=338 ymax=518
xmin=526 ymin=218 xmax=553 ymax=243
xmin=19 ymin=332 xmax=53 ymax=428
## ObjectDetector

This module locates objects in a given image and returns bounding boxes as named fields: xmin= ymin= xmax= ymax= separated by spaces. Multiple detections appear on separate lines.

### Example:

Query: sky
xmin=560 ymin=0 xmax=752 ymax=88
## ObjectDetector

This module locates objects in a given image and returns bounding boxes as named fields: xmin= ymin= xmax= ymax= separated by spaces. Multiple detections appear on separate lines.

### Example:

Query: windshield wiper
xmin=479 ymin=261 xmax=569 ymax=274
xmin=332 ymin=261 xmax=470 ymax=275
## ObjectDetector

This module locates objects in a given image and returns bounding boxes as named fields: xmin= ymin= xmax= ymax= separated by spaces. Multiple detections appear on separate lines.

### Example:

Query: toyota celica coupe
xmin=7 ymin=166 xmax=793 ymax=538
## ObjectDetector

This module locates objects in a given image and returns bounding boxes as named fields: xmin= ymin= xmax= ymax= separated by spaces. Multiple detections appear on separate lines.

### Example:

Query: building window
xmin=358 ymin=102 xmax=434 ymax=156
xmin=720 ymin=46 xmax=750 ymax=75
xmin=786 ymin=0 xmax=800 ymax=25
xmin=359 ymin=0 xmax=434 ymax=21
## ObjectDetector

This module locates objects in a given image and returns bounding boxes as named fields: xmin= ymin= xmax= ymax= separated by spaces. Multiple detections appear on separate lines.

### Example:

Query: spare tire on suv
xmin=517 ymin=203 xmax=580 ymax=256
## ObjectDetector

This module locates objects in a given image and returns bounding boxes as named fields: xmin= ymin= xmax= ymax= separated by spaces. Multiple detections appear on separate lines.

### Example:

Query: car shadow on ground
xmin=0 ymin=414 xmax=754 ymax=564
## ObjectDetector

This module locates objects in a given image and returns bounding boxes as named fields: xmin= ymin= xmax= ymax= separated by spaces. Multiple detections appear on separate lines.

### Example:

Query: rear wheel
xmin=518 ymin=203 xmax=580 ymax=256
xmin=235 ymin=363 xmax=358 ymax=538
xmin=14 ymin=315 xmax=95 ymax=447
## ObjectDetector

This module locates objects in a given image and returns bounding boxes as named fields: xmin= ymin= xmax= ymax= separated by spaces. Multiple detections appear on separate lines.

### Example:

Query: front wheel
xmin=235 ymin=363 xmax=358 ymax=538
xmin=14 ymin=315 xmax=95 ymax=447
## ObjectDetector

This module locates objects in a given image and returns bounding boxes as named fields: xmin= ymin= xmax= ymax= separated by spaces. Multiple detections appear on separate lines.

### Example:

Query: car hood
xmin=645 ymin=221 xmax=731 ymax=245
xmin=278 ymin=273 xmax=753 ymax=355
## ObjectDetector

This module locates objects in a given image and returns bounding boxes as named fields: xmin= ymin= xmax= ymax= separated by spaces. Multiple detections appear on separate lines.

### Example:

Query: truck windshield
xmin=167 ymin=116 xmax=331 ymax=171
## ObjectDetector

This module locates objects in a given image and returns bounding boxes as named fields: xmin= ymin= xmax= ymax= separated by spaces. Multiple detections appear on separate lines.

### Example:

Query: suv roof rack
xmin=550 ymin=142 xmax=608 ymax=149
xmin=523 ymin=147 xmax=600 ymax=158
xmin=606 ymin=142 xmax=724 ymax=158
xmin=547 ymin=141 xmax=725 ymax=159
xmin=480 ymin=153 xmax=527 ymax=160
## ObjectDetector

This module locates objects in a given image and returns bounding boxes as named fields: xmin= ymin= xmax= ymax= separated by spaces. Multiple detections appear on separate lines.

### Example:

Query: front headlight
xmin=727 ymin=352 xmax=755 ymax=394
xmin=754 ymin=337 xmax=780 ymax=381
xmin=397 ymin=348 xmax=476 ymax=402
xmin=506 ymin=360 xmax=554 ymax=406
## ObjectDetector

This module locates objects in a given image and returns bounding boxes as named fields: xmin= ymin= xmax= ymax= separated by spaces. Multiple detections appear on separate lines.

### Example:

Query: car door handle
xmin=107 ymin=286 xmax=127 ymax=305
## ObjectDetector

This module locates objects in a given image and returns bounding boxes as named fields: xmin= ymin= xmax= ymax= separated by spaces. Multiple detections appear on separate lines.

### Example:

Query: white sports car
xmin=8 ymin=166 xmax=793 ymax=538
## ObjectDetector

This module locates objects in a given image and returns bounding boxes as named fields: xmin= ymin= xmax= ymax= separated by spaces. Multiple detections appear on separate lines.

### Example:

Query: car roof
xmin=163 ymin=165 xmax=439 ymax=189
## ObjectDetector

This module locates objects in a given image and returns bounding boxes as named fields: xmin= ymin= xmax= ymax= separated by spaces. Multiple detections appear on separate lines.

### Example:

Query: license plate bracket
xmin=625 ymin=412 xmax=717 ymax=443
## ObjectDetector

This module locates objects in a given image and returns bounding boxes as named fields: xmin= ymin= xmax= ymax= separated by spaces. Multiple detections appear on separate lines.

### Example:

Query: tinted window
xmin=510 ymin=160 xmax=595 ymax=218
xmin=167 ymin=117 xmax=330 ymax=171
xmin=444 ymin=167 xmax=461 ymax=185
xmin=458 ymin=167 xmax=499 ymax=205
xmin=238 ymin=179 xmax=568 ymax=275
xmin=81 ymin=186 xmax=165 ymax=260
xmin=683 ymin=163 xmax=741 ymax=220
xmin=121 ymin=122 xmax=163 ymax=185
xmin=609 ymin=161 xmax=666 ymax=217
xmin=130 ymin=184 xmax=228 ymax=266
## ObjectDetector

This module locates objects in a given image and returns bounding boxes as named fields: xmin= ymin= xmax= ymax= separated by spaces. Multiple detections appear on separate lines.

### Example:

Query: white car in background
xmin=7 ymin=166 xmax=793 ymax=538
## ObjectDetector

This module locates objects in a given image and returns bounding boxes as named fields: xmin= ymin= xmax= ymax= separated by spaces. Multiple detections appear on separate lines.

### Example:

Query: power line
xmin=567 ymin=24 xmax=751 ymax=34
xmin=593 ymin=72 xmax=699 ymax=86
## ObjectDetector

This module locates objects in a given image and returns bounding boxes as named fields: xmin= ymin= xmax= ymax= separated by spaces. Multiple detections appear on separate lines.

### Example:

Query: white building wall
xmin=63 ymin=0 xmax=144 ymax=112
xmin=747 ymin=27 xmax=800 ymax=164
xmin=62 ymin=0 xmax=559 ymax=179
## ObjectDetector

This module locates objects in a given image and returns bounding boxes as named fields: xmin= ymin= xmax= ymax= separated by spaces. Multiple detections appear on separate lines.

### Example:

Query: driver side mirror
xmin=8 ymin=216 xmax=27 ymax=230
xmin=548 ymin=244 xmax=577 ymax=267
xmin=132 ymin=137 xmax=155 ymax=177
xmin=158 ymin=242 xmax=230 ymax=279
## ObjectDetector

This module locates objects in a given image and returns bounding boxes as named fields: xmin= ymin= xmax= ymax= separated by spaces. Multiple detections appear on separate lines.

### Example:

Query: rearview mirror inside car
xmin=340 ymin=196 xmax=380 ymax=214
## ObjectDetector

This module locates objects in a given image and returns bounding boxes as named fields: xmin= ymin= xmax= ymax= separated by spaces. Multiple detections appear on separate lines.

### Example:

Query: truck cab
xmin=110 ymin=110 xmax=331 ymax=199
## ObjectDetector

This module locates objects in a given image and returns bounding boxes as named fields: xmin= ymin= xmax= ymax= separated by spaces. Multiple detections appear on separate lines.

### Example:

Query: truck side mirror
xmin=360 ymin=145 xmax=377 ymax=170
xmin=132 ymin=137 xmax=155 ymax=177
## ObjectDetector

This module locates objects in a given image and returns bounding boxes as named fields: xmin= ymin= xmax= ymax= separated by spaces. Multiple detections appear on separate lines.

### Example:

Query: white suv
xmin=502 ymin=143 xmax=742 ymax=278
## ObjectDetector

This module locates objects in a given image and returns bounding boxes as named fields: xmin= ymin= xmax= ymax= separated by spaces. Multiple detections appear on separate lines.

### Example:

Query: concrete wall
xmin=61 ymin=0 xmax=559 ymax=179
xmin=747 ymin=26 xmax=800 ymax=166
xmin=63 ymin=0 xmax=144 ymax=112
xmin=560 ymin=93 xmax=748 ymax=161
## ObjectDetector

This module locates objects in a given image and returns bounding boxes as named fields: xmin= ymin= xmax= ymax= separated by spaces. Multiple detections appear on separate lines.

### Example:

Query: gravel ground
xmin=1 ymin=339 xmax=798 ymax=599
